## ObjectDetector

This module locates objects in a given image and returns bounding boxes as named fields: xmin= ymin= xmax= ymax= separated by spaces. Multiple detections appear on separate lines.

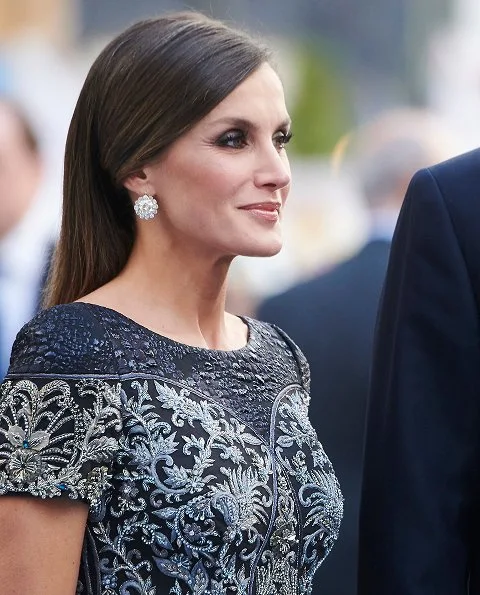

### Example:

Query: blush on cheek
xmin=178 ymin=165 xmax=234 ymax=204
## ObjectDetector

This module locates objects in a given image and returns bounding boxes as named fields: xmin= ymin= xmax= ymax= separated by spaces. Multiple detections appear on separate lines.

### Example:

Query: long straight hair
xmin=44 ymin=12 xmax=271 ymax=307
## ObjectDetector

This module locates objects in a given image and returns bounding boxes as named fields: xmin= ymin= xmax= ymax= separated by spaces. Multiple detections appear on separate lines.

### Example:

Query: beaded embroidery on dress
xmin=0 ymin=303 xmax=343 ymax=595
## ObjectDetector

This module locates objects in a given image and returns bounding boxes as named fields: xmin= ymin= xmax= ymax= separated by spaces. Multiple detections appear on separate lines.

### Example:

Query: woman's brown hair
xmin=44 ymin=12 xmax=271 ymax=307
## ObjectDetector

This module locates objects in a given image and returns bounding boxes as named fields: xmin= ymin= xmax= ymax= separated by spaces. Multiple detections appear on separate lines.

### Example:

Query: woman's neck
xmin=78 ymin=235 xmax=248 ymax=350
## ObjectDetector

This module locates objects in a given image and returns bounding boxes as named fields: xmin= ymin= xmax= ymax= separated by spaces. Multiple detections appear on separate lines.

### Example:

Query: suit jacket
xmin=359 ymin=148 xmax=480 ymax=594
xmin=257 ymin=238 xmax=391 ymax=595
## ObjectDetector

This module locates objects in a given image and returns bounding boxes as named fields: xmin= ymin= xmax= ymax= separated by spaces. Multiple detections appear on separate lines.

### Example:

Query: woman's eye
xmin=274 ymin=130 xmax=293 ymax=150
xmin=216 ymin=130 xmax=247 ymax=149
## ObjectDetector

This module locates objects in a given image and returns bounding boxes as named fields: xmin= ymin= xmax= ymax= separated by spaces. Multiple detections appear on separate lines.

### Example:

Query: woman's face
xmin=142 ymin=63 xmax=292 ymax=260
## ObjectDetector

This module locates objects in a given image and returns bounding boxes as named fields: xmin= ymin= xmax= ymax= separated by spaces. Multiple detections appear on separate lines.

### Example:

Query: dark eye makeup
xmin=216 ymin=130 xmax=248 ymax=149
xmin=273 ymin=130 xmax=293 ymax=149
xmin=215 ymin=129 xmax=293 ymax=150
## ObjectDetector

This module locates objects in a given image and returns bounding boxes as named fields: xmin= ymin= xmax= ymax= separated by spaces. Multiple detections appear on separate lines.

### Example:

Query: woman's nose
xmin=254 ymin=146 xmax=291 ymax=191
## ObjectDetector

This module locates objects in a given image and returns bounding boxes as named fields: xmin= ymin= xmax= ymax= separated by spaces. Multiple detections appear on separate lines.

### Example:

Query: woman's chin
xmin=240 ymin=240 xmax=283 ymax=258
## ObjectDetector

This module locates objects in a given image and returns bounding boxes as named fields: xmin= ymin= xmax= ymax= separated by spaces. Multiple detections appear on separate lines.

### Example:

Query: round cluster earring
xmin=134 ymin=193 xmax=158 ymax=220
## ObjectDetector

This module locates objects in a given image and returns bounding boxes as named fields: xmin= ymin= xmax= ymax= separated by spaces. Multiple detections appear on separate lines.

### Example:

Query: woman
xmin=0 ymin=12 xmax=342 ymax=595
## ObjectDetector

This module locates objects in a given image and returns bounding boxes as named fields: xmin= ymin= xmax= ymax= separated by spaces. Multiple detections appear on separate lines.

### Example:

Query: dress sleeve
xmin=0 ymin=306 xmax=122 ymax=511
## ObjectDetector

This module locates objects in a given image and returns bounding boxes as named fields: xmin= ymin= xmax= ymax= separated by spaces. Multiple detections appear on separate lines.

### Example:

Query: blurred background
xmin=1 ymin=1 xmax=480 ymax=594
xmin=1 ymin=0 xmax=478 ymax=311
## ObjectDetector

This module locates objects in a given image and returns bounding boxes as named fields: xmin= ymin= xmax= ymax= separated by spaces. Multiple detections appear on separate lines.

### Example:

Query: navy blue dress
xmin=0 ymin=303 xmax=342 ymax=595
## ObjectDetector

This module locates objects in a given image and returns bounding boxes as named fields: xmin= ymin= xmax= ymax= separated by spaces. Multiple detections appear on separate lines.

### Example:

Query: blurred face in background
xmin=0 ymin=101 xmax=42 ymax=240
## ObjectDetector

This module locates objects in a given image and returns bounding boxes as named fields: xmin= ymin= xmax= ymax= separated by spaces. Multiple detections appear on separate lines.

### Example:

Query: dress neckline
xmin=75 ymin=302 xmax=255 ymax=356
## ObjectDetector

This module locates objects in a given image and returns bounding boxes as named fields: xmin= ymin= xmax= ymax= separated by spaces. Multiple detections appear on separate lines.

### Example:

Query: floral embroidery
xmin=0 ymin=305 xmax=342 ymax=594
xmin=0 ymin=378 xmax=122 ymax=507
xmin=273 ymin=388 xmax=344 ymax=587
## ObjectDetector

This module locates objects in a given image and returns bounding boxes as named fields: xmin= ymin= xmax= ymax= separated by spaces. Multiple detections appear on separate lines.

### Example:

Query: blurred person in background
xmin=257 ymin=108 xmax=455 ymax=595
xmin=0 ymin=97 xmax=54 ymax=380
xmin=0 ymin=13 xmax=343 ymax=594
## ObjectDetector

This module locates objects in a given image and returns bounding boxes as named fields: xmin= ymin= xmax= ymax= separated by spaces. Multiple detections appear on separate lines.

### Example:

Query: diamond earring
xmin=134 ymin=193 xmax=158 ymax=220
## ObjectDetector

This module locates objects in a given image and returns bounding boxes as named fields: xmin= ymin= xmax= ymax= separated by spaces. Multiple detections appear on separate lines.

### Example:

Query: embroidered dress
xmin=0 ymin=303 xmax=343 ymax=595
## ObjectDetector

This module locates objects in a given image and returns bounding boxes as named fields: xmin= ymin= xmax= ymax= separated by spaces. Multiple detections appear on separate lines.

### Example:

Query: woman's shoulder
xmin=251 ymin=316 xmax=302 ymax=353
xmin=249 ymin=317 xmax=311 ymax=391
xmin=7 ymin=302 xmax=116 ymax=377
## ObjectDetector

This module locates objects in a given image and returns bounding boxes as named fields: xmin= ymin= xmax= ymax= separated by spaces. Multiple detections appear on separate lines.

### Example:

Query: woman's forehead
xmin=199 ymin=65 xmax=288 ymax=126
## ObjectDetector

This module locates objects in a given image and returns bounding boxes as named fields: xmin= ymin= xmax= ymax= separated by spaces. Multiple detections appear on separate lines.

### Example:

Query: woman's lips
xmin=239 ymin=202 xmax=280 ymax=222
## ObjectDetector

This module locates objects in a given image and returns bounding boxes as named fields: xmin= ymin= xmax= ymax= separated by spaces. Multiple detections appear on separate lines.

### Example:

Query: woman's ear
xmin=123 ymin=169 xmax=148 ymax=195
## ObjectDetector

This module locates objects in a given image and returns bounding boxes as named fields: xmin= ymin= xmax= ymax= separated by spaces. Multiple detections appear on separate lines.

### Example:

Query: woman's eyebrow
xmin=208 ymin=116 xmax=292 ymax=130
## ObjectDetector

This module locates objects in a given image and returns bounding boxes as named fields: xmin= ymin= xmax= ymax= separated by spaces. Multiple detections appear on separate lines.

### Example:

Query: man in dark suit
xmin=257 ymin=109 xmax=454 ymax=595
xmin=0 ymin=98 xmax=55 ymax=379
xmin=358 ymin=146 xmax=480 ymax=593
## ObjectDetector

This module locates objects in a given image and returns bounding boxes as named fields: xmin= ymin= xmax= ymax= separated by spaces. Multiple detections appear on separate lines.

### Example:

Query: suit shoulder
xmin=7 ymin=303 xmax=116 ymax=377
xmin=258 ymin=258 xmax=362 ymax=310
xmin=421 ymin=148 xmax=480 ymax=213
xmin=400 ymin=149 xmax=480 ymax=222
xmin=427 ymin=147 xmax=480 ymax=182
xmin=258 ymin=273 xmax=328 ymax=313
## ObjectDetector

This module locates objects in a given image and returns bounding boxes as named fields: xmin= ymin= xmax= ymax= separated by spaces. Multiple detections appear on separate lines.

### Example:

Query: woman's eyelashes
xmin=215 ymin=129 xmax=293 ymax=150
xmin=274 ymin=130 xmax=293 ymax=150
xmin=216 ymin=130 xmax=247 ymax=149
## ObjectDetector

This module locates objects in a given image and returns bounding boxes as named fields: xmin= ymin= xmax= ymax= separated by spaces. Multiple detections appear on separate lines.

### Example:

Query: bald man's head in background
xmin=346 ymin=108 xmax=459 ymax=213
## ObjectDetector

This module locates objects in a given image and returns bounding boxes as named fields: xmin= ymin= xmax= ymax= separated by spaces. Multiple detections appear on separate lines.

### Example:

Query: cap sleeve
xmin=0 ymin=304 xmax=122 ymax=510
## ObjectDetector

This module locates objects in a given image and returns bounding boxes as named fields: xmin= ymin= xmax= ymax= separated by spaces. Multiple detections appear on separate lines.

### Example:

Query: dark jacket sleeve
xmin=358 ymin=167 xmax=480 ymax=594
